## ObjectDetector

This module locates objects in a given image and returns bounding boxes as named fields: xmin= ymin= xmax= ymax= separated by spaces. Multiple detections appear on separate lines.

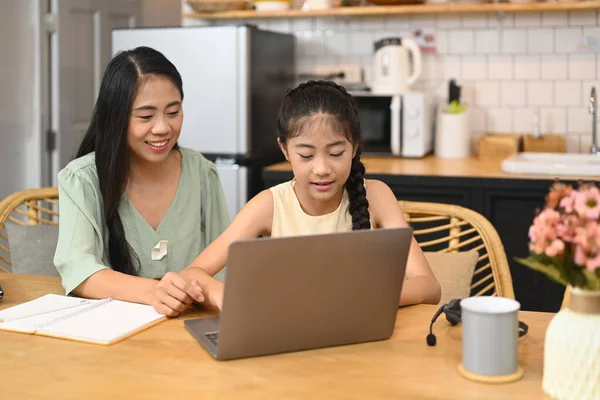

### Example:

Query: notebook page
xmin=36 ymin=299 xmax=166 ymax=345
xmin=0 ymin=294 xmax=91 ymax=323
xmin=0 ymin=300 xmax=101 ymax=334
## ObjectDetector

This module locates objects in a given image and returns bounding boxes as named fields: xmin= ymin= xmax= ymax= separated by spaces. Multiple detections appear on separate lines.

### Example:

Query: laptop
xmin=184 ymin=227 xmax=413 ymax=360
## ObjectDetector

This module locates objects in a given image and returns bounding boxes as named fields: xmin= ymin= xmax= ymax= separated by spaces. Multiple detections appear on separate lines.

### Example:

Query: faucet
xmin=590 ymin=87 xmax=599 ymax=154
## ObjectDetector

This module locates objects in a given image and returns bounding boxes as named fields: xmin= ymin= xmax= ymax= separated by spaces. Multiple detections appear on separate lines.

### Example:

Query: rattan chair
xmin=0 ymin=187 xmax=59 ymax=273
xmin=398 ymin=200 xmax=515 ymax=299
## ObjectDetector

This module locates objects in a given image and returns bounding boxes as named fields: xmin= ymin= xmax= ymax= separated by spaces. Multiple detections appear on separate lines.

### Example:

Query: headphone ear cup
xmin=445 ymin=309 xmax=462 ymax=326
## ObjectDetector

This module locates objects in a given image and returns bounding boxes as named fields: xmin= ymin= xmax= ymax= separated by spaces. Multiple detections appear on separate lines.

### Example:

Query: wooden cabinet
xmin=262 ymin=168 xmax=568 ymax=313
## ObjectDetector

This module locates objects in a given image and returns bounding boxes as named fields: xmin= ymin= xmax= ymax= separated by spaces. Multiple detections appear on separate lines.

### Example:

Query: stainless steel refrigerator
xmin=112 ymin=25 xmax=296 ymax=218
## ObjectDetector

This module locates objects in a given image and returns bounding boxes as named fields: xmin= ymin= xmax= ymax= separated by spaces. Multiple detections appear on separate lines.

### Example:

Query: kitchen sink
xmin=501 ymin=152 xmax=600 ymax=177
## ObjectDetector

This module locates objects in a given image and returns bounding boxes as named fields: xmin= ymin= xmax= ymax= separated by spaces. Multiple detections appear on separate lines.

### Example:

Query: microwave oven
xmin=351 ymin=91 xmax=436 ymax=158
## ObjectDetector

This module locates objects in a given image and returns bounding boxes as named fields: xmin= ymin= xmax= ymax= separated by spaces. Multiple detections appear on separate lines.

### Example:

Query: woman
xmin=54 ymin=46 xmax=229 ymax=316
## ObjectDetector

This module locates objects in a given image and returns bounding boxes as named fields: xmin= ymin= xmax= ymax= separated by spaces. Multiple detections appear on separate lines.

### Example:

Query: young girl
xmin=181 ymin=80 xmax=441 ymax=308
xmin=54 ymin=47 xmax=229 ymax=316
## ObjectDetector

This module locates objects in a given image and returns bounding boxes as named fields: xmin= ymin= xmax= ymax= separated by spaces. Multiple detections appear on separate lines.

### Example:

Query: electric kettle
xmin=370 ymin=37 xmax=423 ymax=95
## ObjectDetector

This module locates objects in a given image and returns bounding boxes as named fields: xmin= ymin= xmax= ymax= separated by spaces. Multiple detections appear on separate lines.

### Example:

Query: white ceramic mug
xmin=460 ymin=296 xmax=521 ymax=377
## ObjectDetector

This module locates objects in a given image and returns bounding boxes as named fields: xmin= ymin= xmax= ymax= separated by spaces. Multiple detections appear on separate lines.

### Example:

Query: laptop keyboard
xmin=205 ymin=331 xmax=219 ymax=346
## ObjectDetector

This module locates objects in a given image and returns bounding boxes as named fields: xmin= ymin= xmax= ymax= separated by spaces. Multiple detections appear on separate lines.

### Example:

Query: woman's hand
xmin=150 ymin=272 xmax=205 ymax=317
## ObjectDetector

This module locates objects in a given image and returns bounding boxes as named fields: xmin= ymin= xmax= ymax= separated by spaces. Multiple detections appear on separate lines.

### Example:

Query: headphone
xmin=426 ymin=298 xmax=529 ymax=347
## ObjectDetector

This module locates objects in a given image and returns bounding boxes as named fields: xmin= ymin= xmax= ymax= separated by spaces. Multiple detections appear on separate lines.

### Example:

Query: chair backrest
xmin=0 ymin=188 xmax=59 ymax=273
xmin=398 ymin=200 xmax=515 ymax=299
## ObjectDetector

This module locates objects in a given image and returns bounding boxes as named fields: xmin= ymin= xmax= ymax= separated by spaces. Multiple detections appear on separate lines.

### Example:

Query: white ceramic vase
xmin=542 ymin=286 xmax=600 ymax=400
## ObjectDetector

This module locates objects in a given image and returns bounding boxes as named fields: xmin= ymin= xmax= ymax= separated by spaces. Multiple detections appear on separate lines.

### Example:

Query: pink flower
xmin=586 ymin=253 xmax=600 ymax=272
xmin=573 ymin=221 xmax=600 ymax=271
xmin=545 ymin=239 xmax=565 ymax=257
xmin=556 ymin=214 xmax=580 ymax=242
xmin=528 ymin=208 xmax=561 ymax=254
xmin=574 ymin=185 xmax=600 ymax=220
xmin=559 ymin=191 xmax=577 ymax=213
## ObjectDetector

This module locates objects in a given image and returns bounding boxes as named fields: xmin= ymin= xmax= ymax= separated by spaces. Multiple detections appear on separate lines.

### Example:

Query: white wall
xmin=0 ymin=0 xmax=43 ymax=200
xmin=185 ymin=10 xmax=600 ymax=154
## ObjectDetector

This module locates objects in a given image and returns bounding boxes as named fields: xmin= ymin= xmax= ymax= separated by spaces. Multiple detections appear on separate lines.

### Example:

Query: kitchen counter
xmin=265 ymin=155 xmax=600 ymax=181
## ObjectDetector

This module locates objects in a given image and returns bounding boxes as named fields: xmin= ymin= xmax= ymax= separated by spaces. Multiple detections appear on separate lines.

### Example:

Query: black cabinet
xmin=262 ymin=169 xmax=568 ymax=312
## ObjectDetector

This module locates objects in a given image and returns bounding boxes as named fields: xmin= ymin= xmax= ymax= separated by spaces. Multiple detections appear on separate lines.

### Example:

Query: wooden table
xmin=0 ymin=273 xmax=553 ymax=399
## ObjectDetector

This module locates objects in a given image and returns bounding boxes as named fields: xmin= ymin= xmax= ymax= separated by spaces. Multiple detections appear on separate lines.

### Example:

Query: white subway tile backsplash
xmin=437 ymin=15 xmax=461 ymax=29
xmin=583 ymin=27 xmax=600 ymax=38
xmin=449 ymin=30 xmax=474 ymax=54
xmin=296 ymin=32 xmax=323 ymax=58
xmin=314 ymin=17 xmax=341 ymax=32
xmin=269 ymin=19 xmax=292 ymax=33
xmin=349 ymin=32 xmax=374 ymax=56
xmin=441 ymin=56 xmax=461 ymax=81
xmin=565 ymin=135 xmax=580 ymax=153
xmin=555 ymin=81 xmax=582 ymax=106
xmin=489 ymin=13 xmax=515 ymax=29
xmin=323 ymin=32 xmax=349 ymax=57
xmin=542 ymin=12 xmax=569 ymax=28
xmin=502 ymin=30 xmax=528 ymax=54
xmin=487 ymin=108 xmax=513 ymax=133
xmin=292 ymin=18 xmax=314 ymax=32
xmin=387 ymin=16 xmax=412 ymax=31
xmin=474 ymin=81 xmax=500 ymax=107
xmin=555 ymin=28 xmax=583 ymax=53
xmin=569 ymin=11 xmax=597 ymax=27
xmin=461 ymin=14 xmax=488 ymax=29
xmin=541 ymin=55 xmax=568 ymax=80
xmin=461 ymin=83 xmax=476 ymax=107
xmin=470 ymin=108 xmax=488 ymax=133
xmin=488 ymin=55 xmax=514 ymax=80
xmin=515 ymin=56 xmax=540 ymax=80
xmin=412 ymin=15 xmax=437 ymax=29
xmin=475 ymin=30 xmax=500 ymax=55
xmin=435 ymin=31 xmax=449 ymax=54
xmin=421 ymin=55 xmax=442 ymax=81
xmin=501 ymin=82 xmax=527 ymax=107
xmin=568 ymin=108 xmax=592 ymax=134
xmin=569 ymin=54 xmax=596 ymax=80
xmin=541 ymin=108 xmax=567 ymax=134
xmin=515 ymin=13 xmax=541 ymax=28
xmin=513 ymin=109 xmax=535 ymax=133
xmin=581 ymin=135 xmax=592 ymax=153
xmin=361 ymin=16 xmax=386 ymax=31
xmin=527 ymin=28 xmax=554 ymax=54
xmin=461 ymin=56 xmax=487 ymax=80
xmin=527 ymin=81 xmax=554 ymax=106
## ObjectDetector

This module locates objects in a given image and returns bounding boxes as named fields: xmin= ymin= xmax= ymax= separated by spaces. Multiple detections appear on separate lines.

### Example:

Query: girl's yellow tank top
xmin=269 ymin=180 xmax=353 ymax=238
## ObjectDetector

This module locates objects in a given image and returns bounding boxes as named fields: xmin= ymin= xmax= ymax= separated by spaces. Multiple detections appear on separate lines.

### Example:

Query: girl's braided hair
xmin=276 ymin=80 xmax=370 ymax=230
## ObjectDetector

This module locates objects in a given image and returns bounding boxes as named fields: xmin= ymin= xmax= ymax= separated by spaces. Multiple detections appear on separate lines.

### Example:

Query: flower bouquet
xmin=516 ymin=181 xmax=600 ymax=400
xmin=516 ymin=181 xmax=600 ymax=289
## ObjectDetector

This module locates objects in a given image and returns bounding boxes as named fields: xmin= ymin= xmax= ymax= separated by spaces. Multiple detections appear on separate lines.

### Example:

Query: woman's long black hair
xmin=276 ymin=80 xmax=370 ymax=230
xmin=76 ymin=46 xmax=184 ymax=275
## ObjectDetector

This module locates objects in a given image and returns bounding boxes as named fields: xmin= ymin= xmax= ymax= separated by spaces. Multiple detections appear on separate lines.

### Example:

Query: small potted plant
xmin=516 ymin=181 xmax=600 ymax=400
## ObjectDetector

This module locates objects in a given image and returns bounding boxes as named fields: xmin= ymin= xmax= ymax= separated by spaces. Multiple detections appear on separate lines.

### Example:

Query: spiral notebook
xmin=0 ymin=294 xmax=167 ymax=345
